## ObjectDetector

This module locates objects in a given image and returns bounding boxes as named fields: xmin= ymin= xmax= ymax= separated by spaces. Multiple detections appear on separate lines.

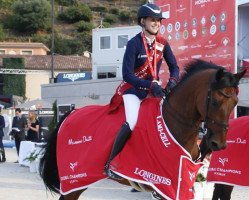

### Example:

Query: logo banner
xmin=155 ymin=0 xmax=235 ymax=82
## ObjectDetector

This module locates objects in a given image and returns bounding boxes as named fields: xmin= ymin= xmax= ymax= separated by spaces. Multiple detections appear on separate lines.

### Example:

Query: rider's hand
xmin=165 ymin=78 xmax=177 ymax=95
xmin=151 ymin=82 xmax=164 ymax=98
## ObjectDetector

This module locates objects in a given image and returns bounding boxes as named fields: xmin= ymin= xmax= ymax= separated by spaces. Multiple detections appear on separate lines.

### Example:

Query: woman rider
xmin=105 ymin=3 xmax=180 ymax=179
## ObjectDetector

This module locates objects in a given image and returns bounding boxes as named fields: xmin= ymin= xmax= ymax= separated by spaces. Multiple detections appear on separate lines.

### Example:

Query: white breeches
xmin=123 ymin=94 xmax=142 ymax=131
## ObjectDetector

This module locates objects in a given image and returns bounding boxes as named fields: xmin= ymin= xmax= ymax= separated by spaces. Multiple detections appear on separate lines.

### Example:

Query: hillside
xmin=0 ymin=0 xmax=146 ymax=55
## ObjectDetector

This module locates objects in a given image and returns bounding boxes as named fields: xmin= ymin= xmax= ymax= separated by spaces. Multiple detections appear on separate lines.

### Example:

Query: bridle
xmin=203 ymin=87 xmax=237 ymax=135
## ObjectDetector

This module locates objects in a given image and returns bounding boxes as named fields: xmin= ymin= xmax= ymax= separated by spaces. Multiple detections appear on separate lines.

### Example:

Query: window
xmin=100 ymin=36 xmax=111 ymax=49
xmin=118 ymin=35 xmax=128 ymax=48
xmin=0 ymin=50 xmax=5 ymax=55
xmin=21 ymin=50 xmax=32 ymax=55
xmin=97 ymin=72 xmax=116 ymax=79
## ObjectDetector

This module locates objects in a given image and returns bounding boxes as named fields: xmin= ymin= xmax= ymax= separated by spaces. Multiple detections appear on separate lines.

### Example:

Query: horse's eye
xmin=212 ymin=99 xmax=220 ymax=107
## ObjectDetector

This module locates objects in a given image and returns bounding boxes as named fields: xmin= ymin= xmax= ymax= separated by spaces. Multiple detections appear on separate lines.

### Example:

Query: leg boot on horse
xmin=105 ymin=122 xmax=132 ymax=180
xmin=212 ymin=184 xmax=234 ymax=200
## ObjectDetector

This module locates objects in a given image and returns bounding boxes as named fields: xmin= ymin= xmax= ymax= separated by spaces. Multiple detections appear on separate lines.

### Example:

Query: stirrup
xmin=104 ymin=164 xmax=122 ymax=180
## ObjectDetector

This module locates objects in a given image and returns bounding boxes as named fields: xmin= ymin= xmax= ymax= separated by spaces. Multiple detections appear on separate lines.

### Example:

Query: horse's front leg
xmin=61 ymin=189 xmax=86 ymax=200
xmin=212 ymin=184 xmax=233 ymax=200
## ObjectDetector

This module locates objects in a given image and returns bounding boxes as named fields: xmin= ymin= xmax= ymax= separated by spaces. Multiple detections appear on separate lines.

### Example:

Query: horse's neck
xmin=162 ymin=83 xmax=204 ymax=159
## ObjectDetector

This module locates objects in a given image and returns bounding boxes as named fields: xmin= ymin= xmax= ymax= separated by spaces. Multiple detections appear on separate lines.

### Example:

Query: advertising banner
xmin=155 ymin=0 xmax=236 ymax=83
xmin=56 ymin=72 xmax=92 ymax=83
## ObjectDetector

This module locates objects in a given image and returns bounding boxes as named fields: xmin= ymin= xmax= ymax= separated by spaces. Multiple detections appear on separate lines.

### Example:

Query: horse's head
xmin=199 ymin=68 xmax=246 ymax=151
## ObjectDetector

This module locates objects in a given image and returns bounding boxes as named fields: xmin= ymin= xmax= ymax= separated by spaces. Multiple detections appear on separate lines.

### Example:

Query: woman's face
xmin=28 ymin=112 xmax=35 ymax=120
xmin=142 ymin=17 xmax=161 ymax=35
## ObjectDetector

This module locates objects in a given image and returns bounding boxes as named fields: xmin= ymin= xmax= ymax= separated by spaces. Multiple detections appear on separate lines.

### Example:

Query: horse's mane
xmin=166 ymin=59 xmax=238 ymax=99
xmin=179 ymin=59 xmax=223 ymax=85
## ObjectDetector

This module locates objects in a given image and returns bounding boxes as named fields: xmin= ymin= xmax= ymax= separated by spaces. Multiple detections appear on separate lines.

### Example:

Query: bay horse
xmin=39 ymin=60 xmax=245 ymax=200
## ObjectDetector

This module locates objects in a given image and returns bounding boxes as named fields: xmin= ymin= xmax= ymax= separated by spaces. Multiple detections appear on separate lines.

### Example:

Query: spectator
xmin=26 ymin=111 xmax=39 ymax=142
xmin=0 ymin=107 xmax=6 ymax=162
xmin=11 ymin=108 xmax=26 ymax=163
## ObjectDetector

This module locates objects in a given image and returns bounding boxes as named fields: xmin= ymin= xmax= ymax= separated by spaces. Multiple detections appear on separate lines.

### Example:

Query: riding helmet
xmin=137 ymin=3 xmax=165 ymax=25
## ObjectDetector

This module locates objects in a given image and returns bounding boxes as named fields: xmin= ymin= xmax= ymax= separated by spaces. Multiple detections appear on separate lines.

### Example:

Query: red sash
xmin=109 ymin=35 xmax=166 ymax=112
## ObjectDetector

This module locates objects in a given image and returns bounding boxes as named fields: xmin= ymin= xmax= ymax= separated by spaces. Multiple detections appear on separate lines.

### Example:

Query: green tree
xmin=0 ymin=0 xmax=16 ymax=9
xmin=3 ymin=58 xmax=26 ymax=98
xmin=0 ymin=24 xmax=5 ymax=41
xmin=55 ymin=0 xmax=78 ymax=6
xmin=58 ymin=4 xmax=92 ymax=23
xmin=76 ymin=21 xmax=94 ymax=32
xmin=76 ymin=32 xmax=92 ymax=52
xmin=52 ymin=34 xmax=84 ymax=55
xmin=11 ymin=0 xmax=51 ymax=33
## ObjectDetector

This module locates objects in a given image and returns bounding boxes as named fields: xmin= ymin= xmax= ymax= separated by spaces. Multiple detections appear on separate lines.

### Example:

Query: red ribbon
xmin=141 ymin=32 xmax=157 ymax=80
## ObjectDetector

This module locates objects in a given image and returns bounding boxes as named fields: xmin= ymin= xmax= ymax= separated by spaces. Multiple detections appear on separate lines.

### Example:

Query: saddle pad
xmin=208 ymin=116 xmax=249 ymax=186
xmin=57 ymin=98 xmax=203 ymax=199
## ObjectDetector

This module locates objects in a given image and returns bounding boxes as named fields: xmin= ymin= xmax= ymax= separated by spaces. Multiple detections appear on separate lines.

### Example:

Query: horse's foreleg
xmin=212 ymin=184 xmax=234 ymax=200
xmin=60 ymin=189 xmax=86 ymax=200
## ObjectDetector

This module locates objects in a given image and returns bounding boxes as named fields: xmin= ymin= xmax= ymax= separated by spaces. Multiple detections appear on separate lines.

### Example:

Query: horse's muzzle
xmin=210 ymin=140 xmax=227 ymax=151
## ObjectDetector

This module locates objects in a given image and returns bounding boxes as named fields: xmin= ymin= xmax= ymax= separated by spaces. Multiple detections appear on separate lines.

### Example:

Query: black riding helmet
xmin=137 ymin=3 xmax=165 ymax=25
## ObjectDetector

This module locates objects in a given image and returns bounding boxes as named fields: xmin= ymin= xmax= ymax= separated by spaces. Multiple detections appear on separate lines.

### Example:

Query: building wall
xmin=0 ymin=47 xmax=48 ymax=55
xmin=41 ymin=78 xmax=122 ymax=107
xmin=92 ymin=26 xmax=141 ymax=79
xmin=25 ymin=73 xmax=50 ymax=100
xmin=25 ymin=70 xmax=76 ymax=100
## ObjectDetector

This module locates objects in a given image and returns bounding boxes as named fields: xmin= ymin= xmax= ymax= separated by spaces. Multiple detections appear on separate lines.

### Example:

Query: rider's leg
xmin=105 ymin=94 xmax=141 ymax=179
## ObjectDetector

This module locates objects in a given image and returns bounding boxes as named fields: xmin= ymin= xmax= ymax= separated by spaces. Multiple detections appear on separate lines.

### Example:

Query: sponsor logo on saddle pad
xmin=227 ymin=137 xmax=247 ymax=144
xmin=134 ymin=168 xmax=171 ymax=185
xmin=209 ymin=167 xmax=242 ymax=176
xmin=189 ymin=172 xmax=196 ymax=181
xmin=219 ymin=157 xmax=228 ymax=166
xmin=157 ymin=116 xmax=171 ymax=148
xmin=68 ymin=136 xmax=92 ymax=145
xmin=61 ymin=173 xmax=87 ymax=181
xmin=70 ymin=162 xmax=78 ymax=172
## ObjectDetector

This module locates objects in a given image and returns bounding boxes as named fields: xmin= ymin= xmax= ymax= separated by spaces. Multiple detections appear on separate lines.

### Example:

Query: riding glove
xmin=151 ymin=82 xmax=164 ymax=98
xmin=165 ymin=78 xmax=177 ymax=95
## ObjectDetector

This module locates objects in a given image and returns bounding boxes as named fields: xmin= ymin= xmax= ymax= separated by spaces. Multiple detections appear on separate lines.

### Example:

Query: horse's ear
xmin=215 ymin=68 xmax=224 ymax=81
xmin=234 ymin=69 xmax=247 ymax=85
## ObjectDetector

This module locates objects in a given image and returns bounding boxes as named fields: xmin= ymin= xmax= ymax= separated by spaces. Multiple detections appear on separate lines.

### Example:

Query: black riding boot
xmin=105 ymin=122 xmax=132 ymax=179
xmin=0 ymin=148 xmax=6 ymax=162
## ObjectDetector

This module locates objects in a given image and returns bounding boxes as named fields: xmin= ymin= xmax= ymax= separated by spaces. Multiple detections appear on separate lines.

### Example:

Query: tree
xmin=3 ymin=58 xmax=26 ymax=98
xmin=58 ymin=4 xmax=92 ymax=23
xmin=0 ymin=25 xmax=5 ymax=41
xmin=0 ymin=0 xmax=16 ymax=9
xmin=55 ymin=0 xmax=78 ymax=6
xmin=11 ymin=0 xmax=51 ymax=33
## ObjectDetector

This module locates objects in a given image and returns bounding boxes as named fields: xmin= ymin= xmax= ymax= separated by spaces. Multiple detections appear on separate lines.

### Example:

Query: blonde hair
xmin=28 ymin=111 xmax=37 ymax=123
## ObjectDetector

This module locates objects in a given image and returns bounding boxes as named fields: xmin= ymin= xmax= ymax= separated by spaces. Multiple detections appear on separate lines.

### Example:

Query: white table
xmin=18 ymin=141 xmax=36 ymax=166
xmin=18 ymin=142 xmax=46 ymax=166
